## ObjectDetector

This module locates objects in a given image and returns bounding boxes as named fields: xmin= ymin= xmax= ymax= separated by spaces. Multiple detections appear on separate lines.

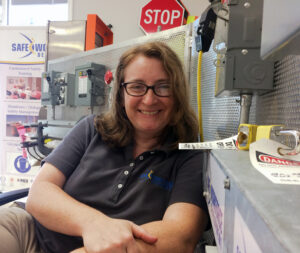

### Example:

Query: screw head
xmin=242 ymin=49 xmax=248 ymax=55
xmin=244 ymin=2 xmax=251 ymax=8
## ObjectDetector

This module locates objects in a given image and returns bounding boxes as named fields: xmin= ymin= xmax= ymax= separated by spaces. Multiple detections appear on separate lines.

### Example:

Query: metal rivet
xmin=117 ymin=184 xmax=123 ymax=189
xmin=124 ymin=170 xmax=129 ymax=175
xmin=129 ymin=162 xmax=135 ymax=167
xmin=139 ymin=156 xmax=144 ymax=160
xmin=241 ymin=49 xmax=248 ymax=55
xmin=244 ymin=2 xmax=251 ymax=8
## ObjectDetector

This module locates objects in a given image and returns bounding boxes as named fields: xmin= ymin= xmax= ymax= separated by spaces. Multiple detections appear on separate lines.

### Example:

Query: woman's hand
xmin=77 ymin=216 xmax=157 ymax=253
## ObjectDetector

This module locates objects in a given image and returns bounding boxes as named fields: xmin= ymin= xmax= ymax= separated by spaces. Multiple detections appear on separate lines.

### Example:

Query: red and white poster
xmin=0 ymin=26 xmax=46 ymax=191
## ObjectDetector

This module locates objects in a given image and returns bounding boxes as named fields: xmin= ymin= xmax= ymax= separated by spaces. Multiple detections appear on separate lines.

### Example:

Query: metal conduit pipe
xmin=239 ymin=94 xmax=252 ymax=124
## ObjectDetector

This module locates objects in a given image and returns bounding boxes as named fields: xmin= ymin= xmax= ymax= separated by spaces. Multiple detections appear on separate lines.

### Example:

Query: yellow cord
xmin=197 ymin=51 xmax=204 ymax=142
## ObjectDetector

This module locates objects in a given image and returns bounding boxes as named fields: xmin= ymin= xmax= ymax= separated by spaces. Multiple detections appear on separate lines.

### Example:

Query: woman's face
xmin=123 ymin=55 xmax=174 ymax=139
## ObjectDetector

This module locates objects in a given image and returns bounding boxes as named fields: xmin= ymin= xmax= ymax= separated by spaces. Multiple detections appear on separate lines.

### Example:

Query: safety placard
xmin=250 ymin=139 xmax=300 ymax=184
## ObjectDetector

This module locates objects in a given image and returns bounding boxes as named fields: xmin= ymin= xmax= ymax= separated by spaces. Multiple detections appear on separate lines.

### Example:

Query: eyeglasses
xmin=121 ymin=82 xmax=171 ymax=97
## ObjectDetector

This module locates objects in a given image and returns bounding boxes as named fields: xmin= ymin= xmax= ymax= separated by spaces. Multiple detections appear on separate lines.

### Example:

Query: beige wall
xmin=71 ymin=0 xmax=209 ymax=43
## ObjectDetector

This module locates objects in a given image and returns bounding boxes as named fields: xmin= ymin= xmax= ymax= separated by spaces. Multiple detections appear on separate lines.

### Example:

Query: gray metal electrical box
xmin=41 ymin=71 xmax=75 ymax=106
xmin=214 ymin=0 xmax=274 ymax=97
xmin=74 ymin=62 xmax=106 ymax=106
xmin=41 ymin=71 xmax=61 ymax=106
xmin=52 ymin=72 xmax=76 ymax=106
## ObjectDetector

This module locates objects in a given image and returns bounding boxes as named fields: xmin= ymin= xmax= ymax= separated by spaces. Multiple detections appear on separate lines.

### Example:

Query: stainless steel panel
xmin=261 ymin=0 xmax=300 ymax=60
xmin=256 ymin=55 xmax=300 ymax=131
xmin=47 ymin=20 xmax=86 ymax=61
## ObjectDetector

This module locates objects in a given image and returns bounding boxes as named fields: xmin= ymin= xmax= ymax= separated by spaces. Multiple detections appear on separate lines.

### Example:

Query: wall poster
xmin=0 ymin=26 xmax=46 ymax=192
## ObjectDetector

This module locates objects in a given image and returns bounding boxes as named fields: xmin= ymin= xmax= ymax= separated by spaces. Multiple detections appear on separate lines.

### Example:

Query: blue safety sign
xmin=14 ymin=155 xmax=31 ymax=173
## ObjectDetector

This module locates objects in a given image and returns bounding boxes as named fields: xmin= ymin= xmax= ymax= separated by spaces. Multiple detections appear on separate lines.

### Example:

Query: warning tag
xmin=249 ymin=139 xmax=300 ymax=185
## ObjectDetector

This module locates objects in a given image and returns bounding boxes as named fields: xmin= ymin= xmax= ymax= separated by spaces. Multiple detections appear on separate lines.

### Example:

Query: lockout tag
xmin=249 ymin=138 xmax=300 ymax=185
xmin=179 ymin=135 xmax=237 ymax=150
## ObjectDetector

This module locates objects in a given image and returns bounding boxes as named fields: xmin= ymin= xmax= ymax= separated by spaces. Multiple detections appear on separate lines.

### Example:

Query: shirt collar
xmin=122 ymin=134 xmax=176 ymax=161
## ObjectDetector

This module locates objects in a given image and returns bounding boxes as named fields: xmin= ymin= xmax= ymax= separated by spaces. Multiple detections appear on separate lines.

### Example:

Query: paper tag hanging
xmin=249 ymin=138 xmax=300 ymax=185
xmin=179 ymin=135 xmax=237 ymax=150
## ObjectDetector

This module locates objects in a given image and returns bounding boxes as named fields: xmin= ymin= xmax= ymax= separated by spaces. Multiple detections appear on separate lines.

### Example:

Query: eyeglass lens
xmin=125 ymin=82 xmax=171 ymax=97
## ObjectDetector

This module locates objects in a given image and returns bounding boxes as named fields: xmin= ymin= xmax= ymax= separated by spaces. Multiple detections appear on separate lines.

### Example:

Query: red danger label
xmin=257 ymin=151 xmax=300 ymax=166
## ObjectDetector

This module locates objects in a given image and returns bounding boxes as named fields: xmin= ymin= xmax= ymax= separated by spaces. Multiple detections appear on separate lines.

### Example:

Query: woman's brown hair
xmin=94 ymin=41 xmax=199 ymax=148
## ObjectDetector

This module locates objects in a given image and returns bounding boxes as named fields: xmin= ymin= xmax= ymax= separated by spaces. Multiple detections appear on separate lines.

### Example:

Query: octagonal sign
xmin=140 ymin=0 xmax=184 ymax=34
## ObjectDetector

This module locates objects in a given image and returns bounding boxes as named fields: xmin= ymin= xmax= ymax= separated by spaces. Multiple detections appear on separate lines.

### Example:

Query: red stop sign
xmin=139 ymin=0 xmax=184 ymax=34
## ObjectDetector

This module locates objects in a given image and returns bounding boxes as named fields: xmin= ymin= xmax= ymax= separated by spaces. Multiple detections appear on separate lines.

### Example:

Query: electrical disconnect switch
xmin=74 ymin=62 xmax=106 ymax=108
xmin=41 ymin=71 xmax=75 ymax=107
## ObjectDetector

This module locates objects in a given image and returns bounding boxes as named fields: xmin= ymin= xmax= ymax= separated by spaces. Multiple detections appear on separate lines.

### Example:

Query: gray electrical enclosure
xmin=41 ymin=71 xmax=75 ymax=106
xmin=41 ymin=71 xmax=61 ymax=106
xmin=53 ymin=72 xmax=76 ymax=106
xmin=74 ymin=62 xmax=106 ymax=106
xmin=214 ymin=0 xmax=274 ymax=97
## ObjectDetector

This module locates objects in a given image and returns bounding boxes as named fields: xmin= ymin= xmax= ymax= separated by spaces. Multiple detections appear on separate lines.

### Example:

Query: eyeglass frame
xmin=120 ymin=81 xmax=172 ymax=97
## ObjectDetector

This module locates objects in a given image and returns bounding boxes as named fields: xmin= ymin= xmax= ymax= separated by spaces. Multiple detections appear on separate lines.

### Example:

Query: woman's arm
xmin=136 ymin=202 xmax=208 ymax=253
xmin=72 ymin=202 xmax=207 ymax=253
xmin=26 ymin=162 xmax=157 ymax=252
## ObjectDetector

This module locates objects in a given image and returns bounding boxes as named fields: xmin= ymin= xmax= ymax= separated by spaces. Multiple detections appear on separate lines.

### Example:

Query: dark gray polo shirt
xmin=34 ymin=115 xmax=206 ymax=253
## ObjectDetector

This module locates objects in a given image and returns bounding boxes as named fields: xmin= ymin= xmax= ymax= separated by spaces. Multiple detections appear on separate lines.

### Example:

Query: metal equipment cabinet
xmin=204 ymin=150 xmax=300 ymax=253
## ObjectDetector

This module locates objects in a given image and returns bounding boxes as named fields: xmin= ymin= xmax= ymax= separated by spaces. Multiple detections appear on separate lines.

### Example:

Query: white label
xmin=249 ymin=139 xmax=300 ymax=184
xmin=78 ymin=76 xmax=88 ymax=95
xmin=179 ymin=135 xmax=237 ymax=150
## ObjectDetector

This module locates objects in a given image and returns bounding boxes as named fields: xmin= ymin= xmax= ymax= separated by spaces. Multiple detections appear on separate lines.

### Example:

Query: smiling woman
xmin=96 ymin=41 xmax=199 ymax=150
xmin=0 ymin=41 xmax=208 ymax=253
